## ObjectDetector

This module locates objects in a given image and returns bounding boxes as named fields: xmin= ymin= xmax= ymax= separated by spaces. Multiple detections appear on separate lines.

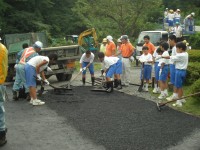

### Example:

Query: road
xmin=1 ymin=68 xmax=200 ymax=150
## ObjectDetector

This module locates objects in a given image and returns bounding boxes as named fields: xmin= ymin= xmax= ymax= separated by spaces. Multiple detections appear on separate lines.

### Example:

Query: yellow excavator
xmin=78 ymin=28 xmax=98 ymax=52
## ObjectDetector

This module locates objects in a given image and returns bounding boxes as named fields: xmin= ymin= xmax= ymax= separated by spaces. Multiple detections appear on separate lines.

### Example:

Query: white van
xmin=136 ymin=31 xmax=169 ymax=55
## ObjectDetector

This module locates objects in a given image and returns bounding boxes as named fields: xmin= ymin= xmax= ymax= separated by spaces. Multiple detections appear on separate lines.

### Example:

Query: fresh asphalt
xmin=1 ymin=83 xmax=200 ymax=150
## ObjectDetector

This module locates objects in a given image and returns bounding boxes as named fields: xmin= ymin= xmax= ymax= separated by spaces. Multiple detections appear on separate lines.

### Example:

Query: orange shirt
xmin=121 ymin=42 xmax=135 ymax=57
xmin=105 ymin=41 xmax=116 ymax=57
xmin=143 ymin=42 xmax=155 ymax=55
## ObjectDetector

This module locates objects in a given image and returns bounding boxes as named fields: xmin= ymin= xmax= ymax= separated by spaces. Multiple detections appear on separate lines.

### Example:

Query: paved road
xmin=1 ymin=69 xmax=200 ymax=150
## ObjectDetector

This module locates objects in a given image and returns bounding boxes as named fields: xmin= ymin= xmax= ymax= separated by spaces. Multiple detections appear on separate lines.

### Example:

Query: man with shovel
xmin=80 ymin=50 xmax=95 ymax=86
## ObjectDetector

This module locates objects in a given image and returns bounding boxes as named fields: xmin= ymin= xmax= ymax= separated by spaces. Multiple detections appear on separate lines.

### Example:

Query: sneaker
xmin=166 ymin=95 xmax=174 ymax=101
xmin=158 ymin=94 xmax=166 ymax=99
xmin=30 ymin=99 xmax=33 ymax=104
xmin=143 ymin=88 xmax=148 ymax=92
xmin=153 ymin=88 xmax=157 ymax=93
xmin=180 ymin=98 xmax=186 ymax=103
xmin=32 ymin=99 xmax=45 ymax=106
xmin=172 ymin=100 xmax=182 ymax=107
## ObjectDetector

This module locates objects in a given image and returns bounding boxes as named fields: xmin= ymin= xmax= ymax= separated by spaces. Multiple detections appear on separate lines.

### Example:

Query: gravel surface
xmin=2 ymin=65 xmax=200 ymax=150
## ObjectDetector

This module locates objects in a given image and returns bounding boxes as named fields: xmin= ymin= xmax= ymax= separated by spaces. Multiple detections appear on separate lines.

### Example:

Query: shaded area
xmin=43 ymin=86 xmax=200 ymax=150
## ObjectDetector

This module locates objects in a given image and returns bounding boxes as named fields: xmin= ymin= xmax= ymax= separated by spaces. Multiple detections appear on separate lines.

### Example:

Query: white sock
xmin=161 ymin=91 xmax=164 ymax=95
xmin=173 ymin=93 xmax=178 ymax=98
xmin=164 ymin=89 xmax=168 ymax=94
xmin=145 ymin=83 xmax=148 ymax=89
xmin=154 ymin=84 xmax=157 ymax=89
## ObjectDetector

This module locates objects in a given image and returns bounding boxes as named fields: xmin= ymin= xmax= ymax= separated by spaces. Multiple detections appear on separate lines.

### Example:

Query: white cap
xmin=191 ymin=12 xmax=195 ymax=16
xmin=34 ymin=41 xmax=43 ymax=48
xmin=177 ymin=9 xmax=180 ymax=12
xmin=106 ymin=35 xmax=113 ymax=41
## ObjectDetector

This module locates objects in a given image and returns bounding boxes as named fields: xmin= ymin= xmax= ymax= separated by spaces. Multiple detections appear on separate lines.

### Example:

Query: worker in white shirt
xmin=79 ymin=50 xmax=95 ymax=86
xmin=172 ymin=22 xmax=183 ymax=42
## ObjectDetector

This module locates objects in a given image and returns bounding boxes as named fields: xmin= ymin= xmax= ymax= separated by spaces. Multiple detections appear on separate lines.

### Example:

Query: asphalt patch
xmin=43 ymin=86 xmax=200 ymax=150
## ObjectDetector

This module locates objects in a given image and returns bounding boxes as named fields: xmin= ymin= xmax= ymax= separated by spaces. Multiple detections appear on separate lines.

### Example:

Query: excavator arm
xmin=78 ymin=28 xmax=98 ymax=49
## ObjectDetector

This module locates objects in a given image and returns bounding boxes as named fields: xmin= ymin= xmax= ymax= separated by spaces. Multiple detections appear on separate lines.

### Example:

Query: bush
xmin=186 ymin=62 xmax=200 ymax=85
xmin=190 ymin=78 xmax=200 ymax=98
xmin=188 ymin=50 xmax=200 ymax=62
xmin=188 ymin=32 xmax=200 ymax=49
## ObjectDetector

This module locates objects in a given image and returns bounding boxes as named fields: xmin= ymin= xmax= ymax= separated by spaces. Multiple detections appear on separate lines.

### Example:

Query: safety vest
xmin=0 ymin=43 xmax=8 ymax=84
xmin=19 ymin=47 xmax=36 ymax=64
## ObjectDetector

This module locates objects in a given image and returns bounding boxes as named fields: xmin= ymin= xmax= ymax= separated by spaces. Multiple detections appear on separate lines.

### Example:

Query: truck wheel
xmin=65 ymin=74 xmax=72 ymax=81
xmin=56 ymin=73 xmax=67 ymax=81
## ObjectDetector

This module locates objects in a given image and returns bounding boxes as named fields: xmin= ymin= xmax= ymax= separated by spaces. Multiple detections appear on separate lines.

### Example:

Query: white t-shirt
xmin=80 ymin=52 xmax=94 ymax=64
xmin=139 ymin=53 xmax=153 ymax=65
xmin=173 ymin=26 xmax=182 ymax=38
xmin=174 ymin=12 xmax=181 ymax=18
xmin=169 ymin=46 xmax=176 ymax=64
xmin=153 ymin=51 xmax=160 ymax=62
xmin=158 ymin=51 xmax=169 ymax=66
xmin=27 ymin=56 xmax=49 ymax=72
xmin=102 ymin=56 xmax=119 ymax=69
xmin=168 ymin=13 xmax=175 ymax=21
xmin=170 ymin=52 xmax=188 ymax=70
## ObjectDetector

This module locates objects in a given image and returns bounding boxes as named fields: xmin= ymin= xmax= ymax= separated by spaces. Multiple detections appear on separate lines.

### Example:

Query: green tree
xmin=73 ymin=0 xmax=163 ymax=40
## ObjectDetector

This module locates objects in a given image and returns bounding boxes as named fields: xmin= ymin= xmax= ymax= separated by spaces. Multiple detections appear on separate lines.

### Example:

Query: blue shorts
xmin=170 ymin=64 xmax=176 ymax=84
xmin=159 ymin=65 xmax=169 ymax=81
xmin=141 ymin=65 xmax=152 ymax=80
xmin=154 ymin=62 xmax=159 ymax=81
xmin=174 ymin=69 xmax=186 ymax=88
xmin=168 ymin=20 xmax=174 ymax=26
xmin=82 ymin=62 xmax=94 ymax=75
xmin=115 ymin=60 xmax=122 ymax=74
xmin=106 ymin=60 xmax=122 ymax=78
xmin=25 ymin=64 xmax=37 ymax=87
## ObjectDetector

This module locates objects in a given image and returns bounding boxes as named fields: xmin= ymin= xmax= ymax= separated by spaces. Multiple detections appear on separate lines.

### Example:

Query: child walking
xmin=139 ymin=46 xmax=153 ymax=92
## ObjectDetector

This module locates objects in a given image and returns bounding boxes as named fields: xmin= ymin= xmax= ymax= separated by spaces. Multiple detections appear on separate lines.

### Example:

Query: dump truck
xmin=4 ymin=32 xmax=81 ymax=81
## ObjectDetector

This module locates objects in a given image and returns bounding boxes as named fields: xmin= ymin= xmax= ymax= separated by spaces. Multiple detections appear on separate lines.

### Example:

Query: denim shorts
xmin=25 ymin=64 xmax=37 ymax=87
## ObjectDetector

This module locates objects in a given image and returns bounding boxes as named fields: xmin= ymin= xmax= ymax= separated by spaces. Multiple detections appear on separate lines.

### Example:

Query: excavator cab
xmin=66 ymin=35 xmax=78 ymax=44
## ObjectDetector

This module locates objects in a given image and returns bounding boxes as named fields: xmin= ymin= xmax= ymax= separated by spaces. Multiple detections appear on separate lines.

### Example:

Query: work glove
xmin=129 ymin=56 xmax=135 ymax=62
xmin=14 ymin=64 xmax=18 ymax=69
xmin=47 ymin=67 xmax=53 ymax=73
xmin=83 ymin=67 xmax=86 ymax=71
xmin=159 ymin=69 xmax=162 ymax=76
xmin=37 ymin=74 xmax=42 ymax=81
xmin=44 ymin=79 xmax=50 ymax=85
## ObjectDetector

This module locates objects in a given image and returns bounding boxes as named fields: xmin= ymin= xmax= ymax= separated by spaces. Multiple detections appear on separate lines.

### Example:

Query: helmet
xmin=191 ymin=12 xmax=195 ymax=16
xmin=34 ymin=41 xmax=43 ymax=48
xmin=117 ymin=38 xmax=122 ymax=43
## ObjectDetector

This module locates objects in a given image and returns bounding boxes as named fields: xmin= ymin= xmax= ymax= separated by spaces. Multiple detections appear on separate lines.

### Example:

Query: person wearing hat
xmin=116 ymin=35 xmax=134 ymax=86
xmin=167 ymin=9 xmax=175 ymax=30
xmin=105 ymin=35 xmax=116 ymax=57
xmin=172 ymin=22 xmax=183 ymax=42
xmin=184 ymin=12 xmax=195 ymax=32
xmin=100 ymin=38 xmax=107 ymax=54
xmin=12 ymin=41 xmax=43 ymax=101
xmin=164 ymin=8 xmax=169 ymax=23
xmin=174 ymin=9 xmax=181 ymax=23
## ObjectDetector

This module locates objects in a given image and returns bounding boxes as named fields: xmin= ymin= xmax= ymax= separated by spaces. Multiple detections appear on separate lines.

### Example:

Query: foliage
xmin=186 ymin=62 xmax=200 ymax=85
xmin=188 ymin=33 xmax=200 ymax=49
xmin=72 ymin=0 xmax=163 ymax=40
xmin=188 ymin=50 xmax=200 ymax=62
xmin=190 ymin=78 xmax=200 ymax=96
